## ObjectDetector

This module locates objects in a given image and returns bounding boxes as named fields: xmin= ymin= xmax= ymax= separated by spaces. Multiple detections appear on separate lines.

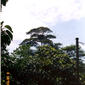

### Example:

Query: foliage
xmin=62 ymin=45 xmax=85 ymax=85
xmin=52 ymin=43 xmax=62 ymax=50
xmin=6 ymin=45 xmax=80 ymax=85
xmin=1 ymin=21 xmax=13 ymax=56
xmin=62 ymin=45 xmax=85 ymax=58
xmin=1 ymin=21 xmax=13 ymax=85
xmin=13 ymin=44 xmax=31 ymax=58
xmin=21 ymin=27 xmax=56 ymax=46
xmin=1 ymin=0 xmax=8 ymax=6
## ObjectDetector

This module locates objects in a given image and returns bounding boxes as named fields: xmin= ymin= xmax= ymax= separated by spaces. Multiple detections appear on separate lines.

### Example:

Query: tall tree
xmin=21 ymin=27 xmax=56 ymax=47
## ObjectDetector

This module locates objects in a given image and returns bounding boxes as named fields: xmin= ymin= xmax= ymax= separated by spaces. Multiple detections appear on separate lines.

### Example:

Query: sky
xmin=0 ymin=0 xmax=85 ymax=52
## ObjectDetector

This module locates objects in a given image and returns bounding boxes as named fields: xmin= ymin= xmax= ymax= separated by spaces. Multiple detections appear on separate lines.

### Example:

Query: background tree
xmin=62 ymin=45 xmax=85 ymax=58
xmin=62 ymin=45 xmax=85 ymax=84
xmin=52 ymin=42 xmax=62 ymax=50
xmin=21 ymin=27 xmax=56 ymax=47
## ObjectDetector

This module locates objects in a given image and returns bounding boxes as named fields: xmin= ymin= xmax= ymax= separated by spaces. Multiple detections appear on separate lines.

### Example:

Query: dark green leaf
xmin=6 ymin=30 xmax=13 ymax=40
xmin=5 ymin=25 xmax=13 ymax=33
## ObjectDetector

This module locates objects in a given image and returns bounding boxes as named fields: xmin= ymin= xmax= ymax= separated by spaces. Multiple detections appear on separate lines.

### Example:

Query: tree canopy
xmin=21 ymin=27 xmax=56 ymax=46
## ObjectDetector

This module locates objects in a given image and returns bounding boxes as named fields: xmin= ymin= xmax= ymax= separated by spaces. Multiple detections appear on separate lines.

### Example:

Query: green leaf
xmin=1 ymin=21 xmax=4 ymax=26
xmin=1 ymin=33 xmax=10 ymax=45
xmin=6 ymin=30 xmax=13 ymax=40
xmin=5 ymin=25 xmax=13 ymax=33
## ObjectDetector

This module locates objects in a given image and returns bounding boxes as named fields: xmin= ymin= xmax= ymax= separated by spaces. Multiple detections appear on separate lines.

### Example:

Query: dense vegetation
xmin=1 ymin=22 xmax=85 ymax=85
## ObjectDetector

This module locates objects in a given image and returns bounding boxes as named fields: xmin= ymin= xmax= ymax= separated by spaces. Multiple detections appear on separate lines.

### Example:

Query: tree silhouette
xmin=21 ymin=26 xmax=56 ymax=47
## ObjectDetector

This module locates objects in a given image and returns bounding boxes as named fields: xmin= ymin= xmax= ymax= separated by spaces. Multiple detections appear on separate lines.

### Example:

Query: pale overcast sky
xmin=0 ymin=0 xmax=85 ymax=52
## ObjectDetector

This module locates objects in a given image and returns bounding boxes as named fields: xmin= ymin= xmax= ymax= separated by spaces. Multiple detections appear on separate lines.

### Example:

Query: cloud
xmin=1 ymin=0 xmax=85 ymax=29
xmin=28 ymin=0 xmax=85 ymax=24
